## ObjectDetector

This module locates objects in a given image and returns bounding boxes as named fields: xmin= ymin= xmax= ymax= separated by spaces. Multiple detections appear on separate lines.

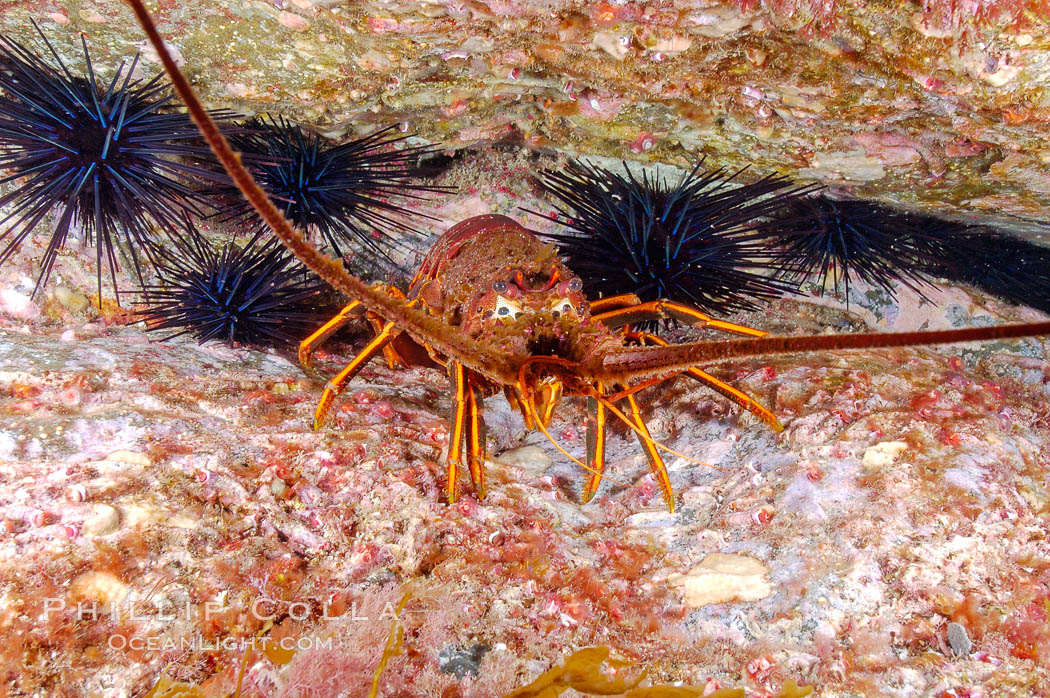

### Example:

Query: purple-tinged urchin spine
xmin=918 ymin=226 xmax=1050 ymax=314
xmin=214 ymin=116 xmax=451 ymax=275
xmin=0 ymin=23 xmax=238 ymax=301
xmin=761 ymin=194 xmax=961 ymax=300
xmin=764 ymin=194 xmax=1050 ymax=312
xmin=141 ymin=228 xmax=326 ymax=347
xmin=530 ymin=158 xmax=818 ymax=316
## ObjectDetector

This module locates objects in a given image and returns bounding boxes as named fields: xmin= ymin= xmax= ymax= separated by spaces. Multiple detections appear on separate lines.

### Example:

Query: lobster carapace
xmin=300 ymin=214 xmax=777 ymax=511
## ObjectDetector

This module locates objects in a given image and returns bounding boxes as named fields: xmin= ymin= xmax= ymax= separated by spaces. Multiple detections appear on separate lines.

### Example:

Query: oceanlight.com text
xmin=106 ymin=634 xmax=334 ymax=653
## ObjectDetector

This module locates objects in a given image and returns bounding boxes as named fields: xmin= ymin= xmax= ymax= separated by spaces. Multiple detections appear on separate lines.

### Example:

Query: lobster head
xmin=464 ymin=265 xmax=585 ymax=328
xmin=412 ymin=214 xmax=614 ymax=390
xmin=461 ymin=255 xmax=624 ymax=411
xmin=464 ymin=258 xmax=612 ymax=423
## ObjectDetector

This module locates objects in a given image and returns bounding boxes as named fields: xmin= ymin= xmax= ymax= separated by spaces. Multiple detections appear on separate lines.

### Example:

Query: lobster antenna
xmin=590 ymin=390 xmax=728 ymax=472
xmin=125 ymin=0 xmax=517 ymax=386
xmin=599 ymin=321 xmax=1050 ymax=384
xmin=520 ymin=397 xmax=621 ymax=480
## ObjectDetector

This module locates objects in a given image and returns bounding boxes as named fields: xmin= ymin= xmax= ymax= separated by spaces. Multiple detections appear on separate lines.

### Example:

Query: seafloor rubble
xmin=0 ymin=147 xmax=1049 ymax=697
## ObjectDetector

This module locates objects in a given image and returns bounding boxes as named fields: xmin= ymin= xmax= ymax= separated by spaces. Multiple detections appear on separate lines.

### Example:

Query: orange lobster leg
xmin=593 ymin=299 xmax=767 ymax=337
xmin=582 ymin=383 xmax=608 ymax=504
xmin=508 ymin=379 xmax=564 ymax=431
xmin=625 ymin=392 xmax=675 ymax=512
xmin=504 ymin=386 xmax=532 ymax=429
xmin=299 ymin=288 xmax=416 ymax=372
xmin=506 ymin=384 xmax=556 ymax=429
xmin=587 ymin=293 xmax=642 ymax=313
xmin=446 ymin=362 xmax=470 ymax=503
xmin=368 ymin=286 xmax=413 ymax=370
xmin=535 ymin=379 xmax=563 ymax=429
xmin=465 ymin=380 xmax=487 ymax=499
xmin=299 ymin=300 xmax=365 ymax=369
xmin=689 ymin=367 xmax=783 ymax=432
xmin=626 ymin=332 xmax=783 ymax=432
xmin=314 ymin=321 xmax=398 ymax=429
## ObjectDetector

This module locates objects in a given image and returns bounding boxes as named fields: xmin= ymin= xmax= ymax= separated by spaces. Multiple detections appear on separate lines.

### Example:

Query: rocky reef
xmin=1 ymin=0 xmax=1050 ymax=228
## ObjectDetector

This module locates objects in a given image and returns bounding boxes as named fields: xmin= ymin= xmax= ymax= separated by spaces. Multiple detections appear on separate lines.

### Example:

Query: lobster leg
xmin=625 ymin=392 xmax=675 ymax=512
xmin=314 ymin=321 xmax=399 ymax=428
xmin=535 ymin=379 xmax=562 ymax=429
xmin=582 ymin=382 xmax=608 ymax=504
xmin=465 ymin=380 xmax=487 ymax=499
xmin=368 ymin=286 xmax=413 ymax=370
xmin=625 ymin=331 xmax=783 ymax=432
xmin=587 ymin=293 xmax=642 ymax=313
xmin=299 ymin=300 xmax=366 ymax=369
xmin=504 ymin=386 xmax=533 ymax=429
xmin=593 ymin=299 xmax=767 ymax=337
xmin=308 ymin=296 xmax=429 ymax=427
xmin=300 ymin=288 xmax=417 ymax=373
xmin=503 ymin=382 xmax=561 ymax=430
xmin=446 ymin=362 xmax=488 ymax=503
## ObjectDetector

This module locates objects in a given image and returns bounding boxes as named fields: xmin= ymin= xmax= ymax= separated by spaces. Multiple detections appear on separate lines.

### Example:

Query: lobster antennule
xmin=125 ymin=0 xmax=518 ymax=386
xmin=598 ymin=321 xmax=1050 ymax=385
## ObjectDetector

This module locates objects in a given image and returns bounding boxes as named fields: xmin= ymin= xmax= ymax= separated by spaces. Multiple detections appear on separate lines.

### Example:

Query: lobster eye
xmin=549 ymin=298 xmax=576 ymax=318
xmin=568 ymin=278 xmax=583 ymax=292
xmin=492 ymin=280 xmax=508 ymax=293
xmin=493 ymin=295 xmax=523 ymax=322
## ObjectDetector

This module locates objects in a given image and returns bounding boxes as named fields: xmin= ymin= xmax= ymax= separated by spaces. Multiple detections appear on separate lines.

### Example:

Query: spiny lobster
xmin=129 ymin=0 xmax=1050 ymax=512
xmin=297 ymin=212 xmax=780 ymax=511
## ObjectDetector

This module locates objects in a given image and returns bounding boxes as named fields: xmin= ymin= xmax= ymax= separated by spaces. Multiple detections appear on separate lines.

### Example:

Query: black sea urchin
xmin=216 ymin=116 xmax=447 ymax=272
xmin=762 ymin=195 xmax=957 ymax=300
xmin=0 ymin=24 xmax=236 ymax=300
xmin=532 ymin=159 xmax=817 ymax=316
xmin=141 ymin=229 xmax=326 ymax=347
xmin=919 ymin=227 xmax=1050 ymax=314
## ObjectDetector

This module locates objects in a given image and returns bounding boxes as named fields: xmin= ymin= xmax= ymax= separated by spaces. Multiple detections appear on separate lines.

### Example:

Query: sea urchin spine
xmin=532 ymin=159 xmax=818 ymax=316
xmin=919 ymin=226 xmax=1050 ymax=314
xmin=0 ymin=23 xmax=236 ymax=300
xmin=141 ymin=228 xmax=326 ymax=347
xmin=215 ymin=116 xmax=449 ymax=273
xmin=761 ymin=194 xmax=953 ymax=300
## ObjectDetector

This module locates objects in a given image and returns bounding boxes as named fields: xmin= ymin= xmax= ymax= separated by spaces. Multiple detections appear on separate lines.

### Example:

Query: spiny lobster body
xmin=412 ymin=214 xmax=595 ymax=351
xmin=303 ymin=214 xmax=768 ymax=510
